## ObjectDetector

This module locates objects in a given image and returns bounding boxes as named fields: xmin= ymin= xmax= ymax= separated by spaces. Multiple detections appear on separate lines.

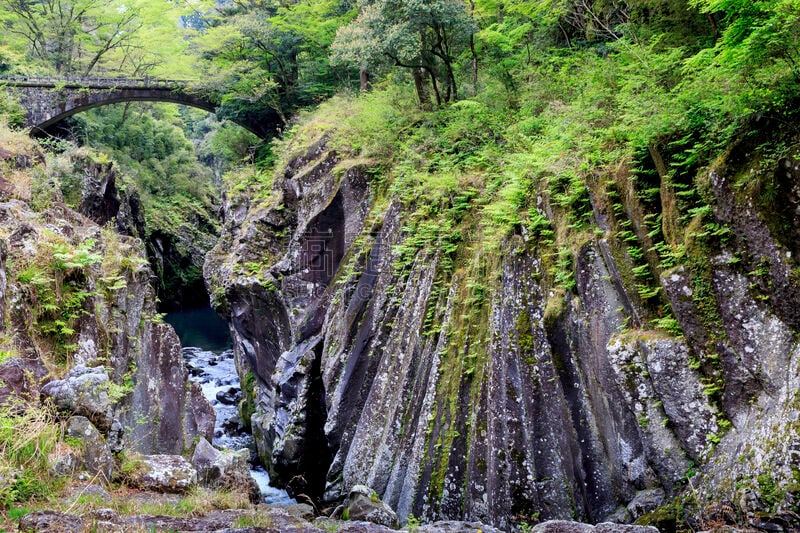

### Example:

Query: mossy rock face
xmin=198 ymin=87 xmax=800 ymax=528
xmin=635 ymin=504 xmax=680 ymax=531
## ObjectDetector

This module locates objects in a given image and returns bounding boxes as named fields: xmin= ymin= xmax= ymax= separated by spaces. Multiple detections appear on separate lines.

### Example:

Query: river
xmin=165 ymin=306 xmax=294 ymax=505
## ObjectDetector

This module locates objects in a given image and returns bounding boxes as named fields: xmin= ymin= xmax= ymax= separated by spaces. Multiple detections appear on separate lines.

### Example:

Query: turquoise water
xmin=165 ymin=306 xmax=232 ymax=352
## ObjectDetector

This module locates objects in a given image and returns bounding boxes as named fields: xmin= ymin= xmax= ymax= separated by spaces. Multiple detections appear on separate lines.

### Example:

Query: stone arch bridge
xmin=0 ymin=76 xmax=273 ymax=138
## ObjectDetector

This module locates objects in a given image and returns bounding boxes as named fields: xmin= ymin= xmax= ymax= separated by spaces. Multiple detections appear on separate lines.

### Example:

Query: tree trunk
xmin=413 ymin=67 xmax=432 ymax=111
xmin=428 ymin=69 xmax=442 ymax=106
xmin=359 ymin=68 xmax=371 ymax=92
xmin=447 ymin=61 xmax=458 ymax=101
xmin=707 ymin=14 xmax=720 ymax=40
xmin=469 ymin=0 xmax=478 ymax=95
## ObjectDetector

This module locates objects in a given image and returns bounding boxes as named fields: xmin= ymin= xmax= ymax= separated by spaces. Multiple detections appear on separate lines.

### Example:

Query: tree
xmin=331 ymin=0 xmax=476 ymax=107
xmin=190 ymin=0 xmax=355 ymax=126
xmin=0 ymin=0 xmax=141 ymax=75
xmin=0 ymin=0 xmax=211 ymax=77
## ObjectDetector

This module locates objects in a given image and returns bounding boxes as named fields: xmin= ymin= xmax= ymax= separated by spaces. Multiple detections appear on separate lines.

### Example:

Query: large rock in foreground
xmin=531 ymin=522 xmax=659 ymax=533
xmin=64 ymin=416 xmax=114 ymax=483
xmin=19 ymin=507 xmax=319 ymax=532
xmin=345 ymin=485 xmax=399 ymax=529
xmin=41 ymin=365 xmax=114 ymax=432
xmin=191 ymin=437 xmax=261 ymax=503
xmin=129 ymin=455 xmax=197 ymax=493
xmin=121 ymin=323 xmax=216 ymax=455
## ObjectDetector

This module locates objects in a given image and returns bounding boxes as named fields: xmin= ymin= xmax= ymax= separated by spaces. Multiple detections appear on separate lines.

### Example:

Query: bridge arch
xmin=0 ymin=76 xmax=273 ymax=138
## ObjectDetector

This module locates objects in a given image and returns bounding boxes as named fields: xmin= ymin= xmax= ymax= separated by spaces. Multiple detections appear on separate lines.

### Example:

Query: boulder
xmin=62 ymin=484 xmax=111 ymax=505
xmin=65 ymin=416 xmax=114 ymax=483
xmin=595 ymin=524 xmax=660 ymax=533
xmin=182 ymin=382 xmax=216 ymax=452
xmin=625 ymin=489 xmax=665 ymax=521
xmin=22 ymin=507 xmax=321 ymax=532
xmin=191 ymin=437 xmax=223 ymax=480
xmin=123 ymin=324 xmax=215 ymax=455
xmin=417 ymin=521 xmax=504 ymax=532
xmin=130 ymin=455 xmax=197 ymax=493
xmin=216 ymin=386 xmax=241 ymax=405
xmin=315 ymin=517 xmax=395 ymax=533
xmin=338 ymin=522 xmax=397 ymax=533
xmin=531 ymin=522 xmax=659 ymax=533
xmin=285 ymin=503 xmax=316 ymax=522
xmin=344 ymin=485 xmax=399 ymax=529
xmin=41 ymin=365 xmax=114 ymax=432
xmin=532 ymin=522 xmax=595 ymax=533
xmin=48 ymin=447 xmax=81 ymax=477
xmin=0 ymin=357 xmax=49 ymax=407
xmin=18 ymin=511 xmax=85 ymax=532
xmin=106 ymin=420 xmax=125 ymax=454
xmin=191 ymin=437 xmax=261 ymax=503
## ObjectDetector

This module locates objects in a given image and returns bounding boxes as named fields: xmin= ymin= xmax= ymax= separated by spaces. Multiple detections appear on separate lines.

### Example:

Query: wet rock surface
xmin=174 ymin=334 xmax=295 ymax=506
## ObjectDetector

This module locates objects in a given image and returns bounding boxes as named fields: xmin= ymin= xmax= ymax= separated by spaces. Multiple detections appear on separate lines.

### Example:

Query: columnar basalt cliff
xmin=206 ymin=115 xmax=800 ymax=530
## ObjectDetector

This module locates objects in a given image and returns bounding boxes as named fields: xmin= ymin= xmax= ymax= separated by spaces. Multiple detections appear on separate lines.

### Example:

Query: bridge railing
xmin=0 ymin=75 xmax=190 ymax=89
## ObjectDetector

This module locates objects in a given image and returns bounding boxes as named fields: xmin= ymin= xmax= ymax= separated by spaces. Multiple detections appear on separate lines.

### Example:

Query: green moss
xmin=517 ymin=308 xmax=535 ymax=360
xmin=543 ymin=290 xmax=567 ymax=329
xmin=757 ymin=472 xmax=784 ymax=510
xmin=636 ymin=502 xmax=681 ymax=530
xmin=239 ymin=371 xmax=257 ymax=432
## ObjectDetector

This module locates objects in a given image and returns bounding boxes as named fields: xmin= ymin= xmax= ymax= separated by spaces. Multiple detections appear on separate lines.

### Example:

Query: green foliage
xmin=331 ymin=0 xmax=476 ymax=104
xmin=74 ymin=105 xmax=217 ymax=218
xmin=0 ymin=404 xmax=61 ymax=508
xmin=191 ymin=0 xmax=355 ymax=123
xmin=757 ymin=472 xmax=784 ymax=510
xmin=0 ymin=92 xmax=26 ymax=129
xmin=68 ymin=104 xmax=221 ymax=307
xmin=16 ymin=237 xmax=103 ymax=363
xmin=238 ymin=371 xmax=257 ymax=432
xmin=0 ymin=0 xmax=203 ymax=76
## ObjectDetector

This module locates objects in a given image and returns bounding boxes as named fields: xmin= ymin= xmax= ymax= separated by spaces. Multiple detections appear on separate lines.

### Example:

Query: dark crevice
xmin=287 ymin=341 xmax=334 ymax=504
xmin=147 ymin=230 xmax=211 ymax=312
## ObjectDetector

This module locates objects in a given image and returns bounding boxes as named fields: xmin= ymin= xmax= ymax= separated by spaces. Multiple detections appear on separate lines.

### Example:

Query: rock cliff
xmin=0 ymin=142 xmax=213 ymax=456
xmin=206 ymin=114 xmax=800 ymax=530
xmin=46 ymin=147 xmax=218 ymax=311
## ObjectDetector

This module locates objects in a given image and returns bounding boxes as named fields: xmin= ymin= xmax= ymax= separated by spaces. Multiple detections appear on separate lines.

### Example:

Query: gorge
xmin=0 ymin=0 xmax=799 ymax=531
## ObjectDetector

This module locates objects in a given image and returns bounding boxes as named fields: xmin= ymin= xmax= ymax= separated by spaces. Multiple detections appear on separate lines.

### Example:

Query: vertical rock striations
xmin=206 ymin=125 xmax=800 ymax=528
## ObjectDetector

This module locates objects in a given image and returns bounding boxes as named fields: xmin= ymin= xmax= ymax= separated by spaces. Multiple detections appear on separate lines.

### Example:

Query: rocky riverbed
xmin=167 ymin=305 xmax=296 ymax=505
xmin=182 ymin=344 xmax=296 ymax=505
